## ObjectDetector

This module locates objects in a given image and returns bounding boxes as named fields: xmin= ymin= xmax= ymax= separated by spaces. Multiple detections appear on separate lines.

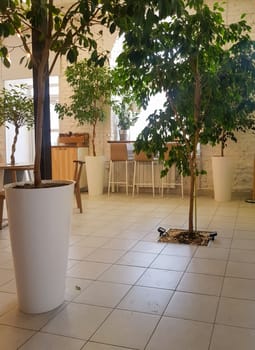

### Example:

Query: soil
xmin=158 ymin=228 xmax=216 ymax=246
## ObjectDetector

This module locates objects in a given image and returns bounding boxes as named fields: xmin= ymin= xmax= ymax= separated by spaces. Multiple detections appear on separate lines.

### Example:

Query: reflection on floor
xmin=0 ymin=193 xmax=255 ymax=350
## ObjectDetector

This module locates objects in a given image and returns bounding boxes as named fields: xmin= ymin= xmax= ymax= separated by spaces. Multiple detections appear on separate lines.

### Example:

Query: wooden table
xmin=0 ymin=163 xmax=34 ymax=184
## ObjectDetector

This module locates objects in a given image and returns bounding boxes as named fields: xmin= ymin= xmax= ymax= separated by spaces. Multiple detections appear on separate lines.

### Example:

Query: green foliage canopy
xmin=113 ymin=0 xmax=255 ymax=231
xmin=55 ymin=59 xmax=112 ymax=156
xmin=0 ymin=84 xmax=34 ymax=164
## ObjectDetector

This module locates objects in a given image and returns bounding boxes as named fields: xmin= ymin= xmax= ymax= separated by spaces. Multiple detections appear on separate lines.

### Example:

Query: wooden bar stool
xmin=108 ymin=143 xmax=130 ymax=195
xmin=73 ymin=160 xmax=85 ymax=213
xmin=161 ymin=143 xmax=184 ymax=198
xmin=132 ymin=151 xmax=157 ymax=197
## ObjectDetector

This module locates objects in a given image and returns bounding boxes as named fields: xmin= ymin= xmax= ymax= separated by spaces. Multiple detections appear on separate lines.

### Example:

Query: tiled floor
xmin=0 ymin=192 xmax=255 ymax=349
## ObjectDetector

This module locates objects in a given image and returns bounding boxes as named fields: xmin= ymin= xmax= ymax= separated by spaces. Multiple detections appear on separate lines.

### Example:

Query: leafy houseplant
xmin=112 ymin=96 xmax=139 ymax=140
xmin=55 ymin=58 xmax=112 ymax=157
xmin=55 ymin=58 xmax=113 ymax=195
xmin=0 ymin=84 xmax=34 ymax=165
xmin=0 ymin=0 xmax=186 ymax=313
xmin=114 ymin=1 xmax=255 ymax=232
xmin=0 ymin=0 xmax=139 ymax=313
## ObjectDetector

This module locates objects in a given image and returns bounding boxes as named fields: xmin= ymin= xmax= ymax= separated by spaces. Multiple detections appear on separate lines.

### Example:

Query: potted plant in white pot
xmin=202 ymin=39 xmax=255 ymax=201
xmin=0 ymin=84 xmax=34 ymax=166
xmin=55 ymin=58 xmax=112 ymax=196
xmin=0 ymin=0 xmax=128 ymax=313
xmin=112 ymin=95 xmax=139 ymax=140
xmin=113 ymin=0 xmax=255 ymax=237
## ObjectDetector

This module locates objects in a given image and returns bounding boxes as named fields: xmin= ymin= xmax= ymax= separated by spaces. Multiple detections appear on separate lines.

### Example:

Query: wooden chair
xmin=73 ymin=160 xmax=85 ymax=213
xmin=0 ymin=190 xmax=6 ymax=229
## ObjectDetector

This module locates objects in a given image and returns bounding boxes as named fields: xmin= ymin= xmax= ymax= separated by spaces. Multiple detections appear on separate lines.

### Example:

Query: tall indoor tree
xmin=0 ymin=0 xmax=185 ymax=187
xmin=114 ymin=0 xmax=255 ymax=233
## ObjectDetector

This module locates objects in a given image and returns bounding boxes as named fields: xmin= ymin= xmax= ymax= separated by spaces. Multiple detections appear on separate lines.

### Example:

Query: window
xmin=4 ymin=76 xmax=59 ymax=163
xmin=110 ymin=37 xmax=166 ymax=140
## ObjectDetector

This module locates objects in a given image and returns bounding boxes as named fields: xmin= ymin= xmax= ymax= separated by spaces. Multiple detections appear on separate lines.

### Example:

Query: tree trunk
xmin=188 ymin=61 xmax=201 ymax=232
xmin=31 ymin=0 xmax=51 ymax=186
xmin=10 ymin=123 xmax=19 ymax=165
xmin=92 ymin=123 xmax=96 ymax=157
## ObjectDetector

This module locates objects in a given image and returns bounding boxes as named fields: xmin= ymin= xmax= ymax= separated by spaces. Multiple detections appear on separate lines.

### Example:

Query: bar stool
xmin=73 ymin=160 xmax=85 ymax=213
xmin=132 ymin=151 xmax=157 ymax=197
xmin=108 ymin=143 xmax=130 ymax=195
xmin=161 ymin=143 xmax=184 ymax=198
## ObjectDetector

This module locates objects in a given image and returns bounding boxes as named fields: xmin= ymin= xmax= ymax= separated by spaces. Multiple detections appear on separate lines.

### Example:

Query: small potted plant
xmin=0 ymin=84 xmax=34 ymax=165
xmin=55 ymin=58 xmax=112 ymax=196
xmin=112 ymin=95 xmax=139 ymax=140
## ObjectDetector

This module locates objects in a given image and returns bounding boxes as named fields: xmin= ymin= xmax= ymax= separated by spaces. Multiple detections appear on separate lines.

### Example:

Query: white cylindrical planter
xmin=119 ymin=129 xmax=129 ymax=141
xmin=212 ymin=156 xmax=234 ymax=202
xmin=5 ymin=180 xmax=74 ymax=314
xmin=85 ymin=156 xmax=105 ymax=196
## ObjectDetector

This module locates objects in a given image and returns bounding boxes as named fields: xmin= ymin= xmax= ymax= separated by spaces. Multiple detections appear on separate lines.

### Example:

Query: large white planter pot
xmin=5 ymin=180 xmax=74 ymax=314
xmin=85 ymin=156 xmax=105 ymax=196
xmin=212 ymin=156 xmax=234 ymax=202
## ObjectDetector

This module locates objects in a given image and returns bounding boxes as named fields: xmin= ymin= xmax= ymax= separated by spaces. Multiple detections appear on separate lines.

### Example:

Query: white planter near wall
xmin=5 ymin=180 xmax=74 ymax=314
xmin=85 ymin=156 xmax=105 ymax=196
xmin=212 ymin=156 xmax=234 ymax=202
xmin=119 ymin=129 xmax=129 ymax=141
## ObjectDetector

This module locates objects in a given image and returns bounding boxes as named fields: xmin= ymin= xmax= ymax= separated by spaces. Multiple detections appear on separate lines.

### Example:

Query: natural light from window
xmin=110 ymin=36 xmax=166 ymax=140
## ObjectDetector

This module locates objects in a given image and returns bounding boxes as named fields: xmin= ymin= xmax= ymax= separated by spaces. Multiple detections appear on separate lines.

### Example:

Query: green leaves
xmin=0 ymin=84 xmax=34 ymax=129
xmin=55 ymin=59 xmax=112 ymax=156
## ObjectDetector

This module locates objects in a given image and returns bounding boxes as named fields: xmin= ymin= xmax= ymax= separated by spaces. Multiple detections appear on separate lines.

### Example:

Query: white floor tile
xmin=161 ymin=243 xmax=197 ymax=257
xmin=226 ymin=261 xmax=255 ymax=279
xmin=117 ymin=285 xmax=173 ymax=314
xmin=187 ymin=258 xmax=227 ymax=276
xmin=19 ymin=332 xmax=85 ymax=350
xmin=222 ymin=277 xmax=255 ymax=300
xmin=68 ymin=246 xmax=97 ymax=260
xmin=0 ymin=324 xmax=34 ymax=350
xmin=146 ymin=316 xmax=213 ymax=350
xmin=116 ymin=251 xmax=157 ymax=267
xmin=194 ymin=247 xmax=229 ymax=260
xmin=229 ymin=249 xmax=255 ymax=263
xmin=91 ymin=309 xmax=159 ymax=349
xmin=0 ymin=304 xmax=65 ymax=330
xmin=98 ymin=265 xmax=145 ymax=284
xmin=42 ymin=303 xmax=111 ymax=340
xmin=137 ymin=268 xmax=183 ymax=289
xmin=177 ymin=272 xmax=223 ymax=296
xmin=82 ymin=343 xmax=134 ymax=350
xmin=210 ymin=324 xmax=255 ymax=350
xmin=74 ymin=281 xmax=131 ymax=307
xmin=65 ymin=277 xmax=91 ymax=301
xmin=0 ymin=292 xmax=17 ymax=316
xmin=0 ymin=269 xmax=15 ymax=286
xmin=165 ymin=291 xmax=218 ymax=323
xmin=216 ymin=297 xmax=255 ymax=328
xmin=231 ymin=239 xmax=255 ymax=250
xmin=67 ymin=261 xmax=111 ymax=280
xmin=85 ymin=248 xmax=126 ymax=264
xmin=102 ymin=238 xmax=138 ymax=250
xmin=132 ymin=241 xmax=165 ymax=254
xmin=151 ymin=255 xmax=191 ymax=271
